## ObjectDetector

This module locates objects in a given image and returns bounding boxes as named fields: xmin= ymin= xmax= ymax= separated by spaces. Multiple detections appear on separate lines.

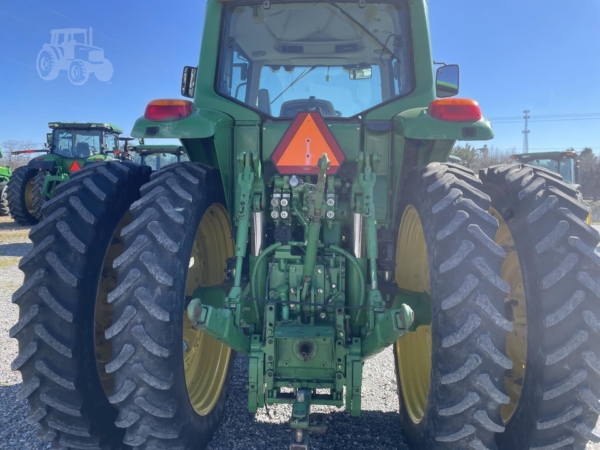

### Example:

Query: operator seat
xmin=75 ymin=142 xmax=90 ymax=158
xmin=280 ymin=98 xmax=336 ymax=117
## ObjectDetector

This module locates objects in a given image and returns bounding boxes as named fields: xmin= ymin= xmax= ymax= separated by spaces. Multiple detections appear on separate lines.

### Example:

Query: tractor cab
xmin=511 ymin=151 xmax=580 ymax=190
xmin=48 ymin=122 xmax=122 ymax=159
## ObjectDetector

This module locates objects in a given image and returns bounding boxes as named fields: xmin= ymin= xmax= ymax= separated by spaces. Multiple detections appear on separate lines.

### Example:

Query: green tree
xmin=450 ymin=144 xmax=479 ymax=167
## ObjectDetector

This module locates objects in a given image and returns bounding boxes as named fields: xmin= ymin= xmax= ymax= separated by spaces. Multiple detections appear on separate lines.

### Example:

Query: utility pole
xmin=522 ymin=109 xmax=530 ymax=153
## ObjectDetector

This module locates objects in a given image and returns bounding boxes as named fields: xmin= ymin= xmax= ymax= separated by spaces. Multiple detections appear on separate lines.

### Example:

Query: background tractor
xmin=6 ymin=122 xmax=121 ymax=225
xmin=11 ymin=1 xmax=600 ymax=450
xmin=36 ymin=28 xmax=113 ymax=85
xmin=511 ymin=150 xmax=583 ymax=199
xmin=0 ymin=146 xmax=11 ymax=216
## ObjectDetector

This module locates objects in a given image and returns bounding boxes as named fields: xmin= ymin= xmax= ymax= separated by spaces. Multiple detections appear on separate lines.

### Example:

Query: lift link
xmin=354 ymin=151 xmax=387 ymax=333
xmin=229 ymin=151 xmax=264 ymax=327
xmin=300 ymin=154 xmax=330 ymax=319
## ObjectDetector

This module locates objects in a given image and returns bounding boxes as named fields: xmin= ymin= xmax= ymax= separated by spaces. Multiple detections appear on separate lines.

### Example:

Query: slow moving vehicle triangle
xmin=271 ymin=112 xmax=345 ymax=174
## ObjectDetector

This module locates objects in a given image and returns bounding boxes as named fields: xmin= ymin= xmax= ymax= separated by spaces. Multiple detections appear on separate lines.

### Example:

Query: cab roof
xmin=512 ymin=151 xmax=577 ymax=161
xmin=48 ymin=122 xmax=123 ymax=134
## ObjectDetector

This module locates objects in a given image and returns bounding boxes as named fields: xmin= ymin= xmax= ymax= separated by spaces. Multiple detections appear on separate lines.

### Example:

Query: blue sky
xmin=1 ymin=0 xmax=599 ymax=153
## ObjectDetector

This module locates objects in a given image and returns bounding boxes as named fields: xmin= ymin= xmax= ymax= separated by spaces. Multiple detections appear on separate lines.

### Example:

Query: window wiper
xmin=323 ymin=0 xmax=397 ymax=61
xmin=271 ymin=66 xmax=317 ymax=104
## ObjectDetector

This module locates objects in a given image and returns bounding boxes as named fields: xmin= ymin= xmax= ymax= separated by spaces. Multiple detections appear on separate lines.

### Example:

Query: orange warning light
xmin=271 ymin=112 xmax=345 ymax=175
xmin=69 ymin=161 xmax=82 ymax=172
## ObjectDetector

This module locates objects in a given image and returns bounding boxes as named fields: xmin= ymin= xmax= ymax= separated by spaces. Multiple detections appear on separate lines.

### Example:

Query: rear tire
xmin=0 ymin=181 xmax=9 ymax=216
xmin=480 ymin=164 xmax=600 ymax=450
xmin=7 ymin=165 xmax=39 ymax=225
xmin=31 ymin=170 xmax=48 ymax=221
xmin=107 ymin=162 xmax=235 ymax=449
xmin=10 ymin=160 xmax=150 ymax=449
xmin=394 ymin=163 xmax=512 ymax=450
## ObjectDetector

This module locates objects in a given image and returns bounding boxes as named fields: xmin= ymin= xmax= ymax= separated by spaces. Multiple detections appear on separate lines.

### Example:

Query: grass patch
xmin=0 ymin=257 xmax=21 ymax=269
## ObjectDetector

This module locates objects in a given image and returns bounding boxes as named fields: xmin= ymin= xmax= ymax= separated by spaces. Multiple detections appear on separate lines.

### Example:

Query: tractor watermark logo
xmin=36 ymin=28 xmax=113 ymax=86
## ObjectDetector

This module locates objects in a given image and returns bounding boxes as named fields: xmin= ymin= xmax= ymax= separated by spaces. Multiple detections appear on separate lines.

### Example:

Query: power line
xmin=490 ymin=113 xmax=600 ymax=120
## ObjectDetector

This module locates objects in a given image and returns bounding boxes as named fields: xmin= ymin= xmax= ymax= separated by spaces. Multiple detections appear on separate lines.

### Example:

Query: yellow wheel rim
xmin=489 ymin=207 xmax=527 ymax=424
xmin=25 ymin=177 xmax=35 ymax=214
xmin=95 ymin=212 xmax=133 ymax=399
xmin=395 ymin=205 xmax=432 ymax=424
xmin=183 ymin=204 xmax=234 ymax=416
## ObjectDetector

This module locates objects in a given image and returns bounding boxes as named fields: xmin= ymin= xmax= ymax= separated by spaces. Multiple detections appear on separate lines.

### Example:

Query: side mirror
xmin=46 ymin=133 xmax=52 ymax=147
xmin=181 ymin=66 xmax=197 ymax=98
xmin=349 ymin=65 xmax=372 ymax=80
xmin=436 ymin=64 xmax=459 ymax=98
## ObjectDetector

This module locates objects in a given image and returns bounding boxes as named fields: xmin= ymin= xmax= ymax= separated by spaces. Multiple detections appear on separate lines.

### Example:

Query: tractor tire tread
xmin=107 ymin=162 xmax=233 ymax=449
xmin=11 ymin=160 xmax=150 ymax=449
xmin=396 ymin=163 xmax=509 ymax=450
xmin=0 ymin=181 xmax=9 ymax=216
xmin=32 ymin=170 xmax=47 ymax=220
xmin=7 ymin=166 xmax=39 ymax=225
xmin=480 ymin=163 xmax=600 ymax=450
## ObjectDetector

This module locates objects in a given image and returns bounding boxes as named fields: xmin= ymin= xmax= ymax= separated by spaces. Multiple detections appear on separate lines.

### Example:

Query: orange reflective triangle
xmin=272 ymin=112 xmax=345 ymax=175
xmin=69 ymin=161 xmax=81 ymax=172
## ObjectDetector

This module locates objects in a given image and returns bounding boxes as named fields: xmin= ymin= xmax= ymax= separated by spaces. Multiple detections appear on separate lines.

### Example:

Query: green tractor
xmin=0 ymin=146 xmax=11 ymax=216
xmin=11 ymin=2 xmax=600 ymax=450
xmin=511 ymin=150 xmax=584 ymax=199
xmin=6 ymin=122 xmax=121 ymax=225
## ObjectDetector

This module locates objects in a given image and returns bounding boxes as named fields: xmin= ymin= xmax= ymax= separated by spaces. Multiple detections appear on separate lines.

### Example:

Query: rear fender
xmin=131 ymin=108 xmax=235 ymax=212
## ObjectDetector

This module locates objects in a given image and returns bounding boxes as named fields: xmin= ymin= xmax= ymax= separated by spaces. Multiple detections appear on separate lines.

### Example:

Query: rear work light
xmin=144 ymin=99 xmax=193 ymax=122
xmin=430 ymin=98 xmax=482 ymax=122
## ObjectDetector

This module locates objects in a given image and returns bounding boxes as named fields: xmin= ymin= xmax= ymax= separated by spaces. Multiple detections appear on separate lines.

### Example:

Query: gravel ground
xmin=0 ymin=218 xmax=599 ymax=449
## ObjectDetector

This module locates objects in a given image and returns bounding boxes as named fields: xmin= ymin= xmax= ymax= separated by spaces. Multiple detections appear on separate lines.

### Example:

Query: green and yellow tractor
xmin=511 ymin=150 xmax=584 ymax=199
xmin=0 ymin=146 xmax=11 ymax=216
xmin=6 ymin=122 xmax=121 ymax=225
xmin=10 ymin=1 xmax=600 ymax=450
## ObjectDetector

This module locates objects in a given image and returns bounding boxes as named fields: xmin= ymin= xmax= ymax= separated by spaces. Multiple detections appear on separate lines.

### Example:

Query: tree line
xmin=0 ymin=140 xmax=43 ymax=170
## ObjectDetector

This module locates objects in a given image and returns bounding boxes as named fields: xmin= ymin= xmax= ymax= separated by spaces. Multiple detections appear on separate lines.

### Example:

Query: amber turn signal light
xmin=144 ymin=99 xmax=193 ymax=122
xmin=430 ymin=98 xmax=482 ymax=122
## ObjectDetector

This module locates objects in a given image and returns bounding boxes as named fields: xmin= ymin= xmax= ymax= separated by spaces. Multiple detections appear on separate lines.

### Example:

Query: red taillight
xmin=144 ymin=99 xmax=193 ymax=122
xmin=430 ymin=98 xmax=482 ymax=122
